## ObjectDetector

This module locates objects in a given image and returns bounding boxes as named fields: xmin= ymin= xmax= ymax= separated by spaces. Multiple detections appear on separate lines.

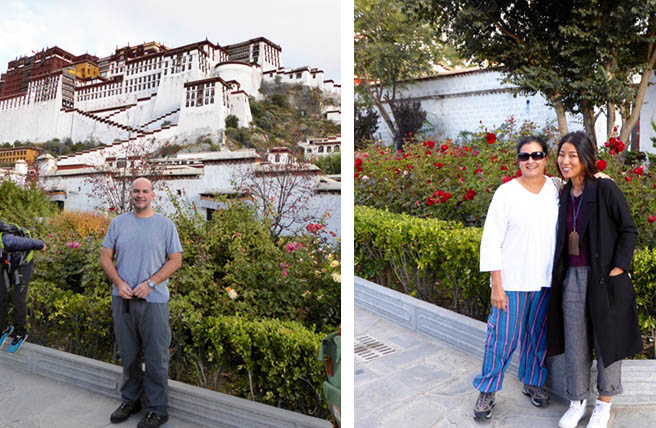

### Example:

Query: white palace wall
xmin=373 ymin=69 xmax=583 ymax=143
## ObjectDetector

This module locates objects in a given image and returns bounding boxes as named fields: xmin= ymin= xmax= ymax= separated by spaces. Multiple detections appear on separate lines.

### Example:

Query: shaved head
xmin=132 ymin=177 xmax=153 ymax=192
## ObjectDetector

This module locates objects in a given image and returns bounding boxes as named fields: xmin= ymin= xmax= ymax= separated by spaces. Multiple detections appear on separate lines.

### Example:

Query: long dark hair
xmin=556 ymin=131 xmax=598 ymax=180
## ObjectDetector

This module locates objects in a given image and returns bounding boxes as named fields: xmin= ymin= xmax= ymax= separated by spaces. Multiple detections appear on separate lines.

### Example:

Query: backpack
xmin=0 ymin=221 xmax=35 ymax=278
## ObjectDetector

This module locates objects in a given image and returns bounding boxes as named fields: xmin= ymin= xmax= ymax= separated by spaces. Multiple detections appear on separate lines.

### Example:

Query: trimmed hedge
xmin=355 ymin=205 xmax=489 ymax=320
xmin=355 ymin=205 xmax=656 ymax=348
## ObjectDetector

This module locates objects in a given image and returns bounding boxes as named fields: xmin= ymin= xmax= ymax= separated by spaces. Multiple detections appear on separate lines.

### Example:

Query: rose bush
xmin=356 ymin=120 xmax=656 ymax=248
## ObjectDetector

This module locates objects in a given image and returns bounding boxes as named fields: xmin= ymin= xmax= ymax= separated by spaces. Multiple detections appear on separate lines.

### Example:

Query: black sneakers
xmin=138 ymin=411 xmax=169 ymax=428
xmin=110 ymin=401 xmax=142 ymax=423
xmin=474 ymin=391 xmax=496 ymax=420
xmin=522 ymin=384 xmax=550 ymax=407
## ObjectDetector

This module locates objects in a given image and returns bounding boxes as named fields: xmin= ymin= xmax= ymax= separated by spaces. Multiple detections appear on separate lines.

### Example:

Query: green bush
xmin=357 ymin=205 xmax=656 ymax=349
xmin=632 ymin=247 xmax=656 ymax=357
xmin=20 ymin=203 xmax=340 ymax=418
xmin=355 ymin=206 xmax=489 ymax=319
xmin=205 ymin=315 xmax=326 ymax=416
xmin=314 ymin=153 xmax=341 ymax=175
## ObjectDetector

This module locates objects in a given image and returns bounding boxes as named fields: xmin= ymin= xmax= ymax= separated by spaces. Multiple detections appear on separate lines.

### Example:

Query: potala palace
xmin=0 ymin=38 xmax=341 ymax=236
xmin=0 ymin=37 xmax=340 ymax=150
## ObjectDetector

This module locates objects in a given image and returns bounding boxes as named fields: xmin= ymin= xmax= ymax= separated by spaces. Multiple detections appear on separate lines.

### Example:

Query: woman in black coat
xmin=547 ymin=131 xmax=642 ymax=428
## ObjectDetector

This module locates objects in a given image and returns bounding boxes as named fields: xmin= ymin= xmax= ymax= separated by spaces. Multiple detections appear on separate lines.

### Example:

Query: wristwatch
xmin=147 ymin=279 xmax=156 ymax=289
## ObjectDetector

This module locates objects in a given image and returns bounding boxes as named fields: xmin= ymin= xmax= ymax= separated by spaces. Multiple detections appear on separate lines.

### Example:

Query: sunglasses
xmin=517 ymin=151 xmax=546 ymax=162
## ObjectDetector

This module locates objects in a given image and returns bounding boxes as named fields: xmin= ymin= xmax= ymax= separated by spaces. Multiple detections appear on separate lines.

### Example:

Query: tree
xmin=355 ymin=0 xmax=464 ymax=149
xmin=355 ymin=103 xmax=379 ymax=149
xmin=390 ymin=100 xmax=427 ymax=148
xmin=85 ymin=140 xmax=168 ymax=214
xmin=231 ymin=156 xmax=323 ymax=239
xmin=411 ymin=0 xmax=656 ymax=145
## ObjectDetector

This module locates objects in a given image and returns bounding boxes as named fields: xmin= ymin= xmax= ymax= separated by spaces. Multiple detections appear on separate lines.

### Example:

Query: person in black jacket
xmin=547 ymin=131 xmax=642 ymax=428
xmin=0 ymin=228 xmax=46 ymax=352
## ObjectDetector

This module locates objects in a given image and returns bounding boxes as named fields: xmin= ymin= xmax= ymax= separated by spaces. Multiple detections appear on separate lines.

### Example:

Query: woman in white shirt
xmin=473 ymin=136 xmax=558 ymax=420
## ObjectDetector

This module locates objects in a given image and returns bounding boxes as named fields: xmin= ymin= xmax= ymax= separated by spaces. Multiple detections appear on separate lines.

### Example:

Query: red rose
xmin=502 ymin=176 xmax=512 ymax=183
xmin=500 ymin=165 xmax=508 ymax=171
xmin=649 ymin=215 xmax=656 ymax=224
xmin=440 ymin=144 xmax=448 ymax=152
xmin=633 ymin=165 xmax=644 ymax=176
xmin=426 ymin=150 xmax=432 ymax=155
xmin=474 ymin=166 xmax=482 ymax=174
xmin=616 ymin=141 xmax=625 ymax=152
xmin=355 ymin=157 xmax=363 ymax=172
xmin=514 ymin=169 xmax=522 ymax=178
xmin=486 ymin=132 xmax=497 ymax=144
xmin=423 ymin=140 xmax=436 ymax=149
xmin=426 ymin=197 xmax=435 ymax=206
xmin=440 ymin=192 xmax=452 ymax=203
xmin=463 ymin=189 xmax=476 ymax=200
xmin=596 ymin=160 xmax=607 ymax=171
xmin=625 ymin=176 xmax=632 ymax=182
xmin=426 ymin=179 xmax=431 ymax=184
xmin=434 ymin=162 xmax=443 ymax=168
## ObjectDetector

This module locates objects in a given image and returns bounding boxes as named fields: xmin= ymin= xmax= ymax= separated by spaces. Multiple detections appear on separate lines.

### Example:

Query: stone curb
xmin=355 ymin=276 xmax=656 ymax=406
xmin=0 ymin=342 xmax=331 ymax=428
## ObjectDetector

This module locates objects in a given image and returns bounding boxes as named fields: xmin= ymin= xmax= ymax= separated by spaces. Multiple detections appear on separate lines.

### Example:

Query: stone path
xmin=0 ymin=364 xmax=200 ymax=428
xmin=355 ymin=306 xmax=656 ymax=428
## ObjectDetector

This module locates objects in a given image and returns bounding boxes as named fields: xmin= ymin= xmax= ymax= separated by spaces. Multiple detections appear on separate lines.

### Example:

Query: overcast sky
xmin=0 ymin=0 xmax=341 ymax=81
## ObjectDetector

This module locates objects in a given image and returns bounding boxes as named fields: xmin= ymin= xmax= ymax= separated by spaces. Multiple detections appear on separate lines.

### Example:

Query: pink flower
xmin=306 ymin=223 xmax=323 ymax=234
xmin=65 ymin=241 xmax=81 ymax=249
xmin=285 ymin=242 xmax=299 ymax=253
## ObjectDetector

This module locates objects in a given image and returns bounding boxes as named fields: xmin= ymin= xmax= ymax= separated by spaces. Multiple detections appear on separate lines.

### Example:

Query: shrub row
xmin=24 ymin=282 xmax=327 ymax=417
xmin=355 ymin=206 xmax=656 ymax=348
xmin=354 ymin=205 xmax=489 ymax=320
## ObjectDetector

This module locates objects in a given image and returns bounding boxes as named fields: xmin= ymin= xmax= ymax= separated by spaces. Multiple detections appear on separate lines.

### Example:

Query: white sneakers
xmin=559 ymin=399 xmax=587 ymax=428
xmin=586 ymin=400 xmax=611 ymax=428
xmin=558 ymin=399 xmax=612 ymax=428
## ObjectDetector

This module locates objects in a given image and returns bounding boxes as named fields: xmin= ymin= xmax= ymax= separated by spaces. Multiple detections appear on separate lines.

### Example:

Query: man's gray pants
xmin=112 ymin=296 xmax=171 ymax=415
xmin=563 ymin=266 xmax=622 ymax=401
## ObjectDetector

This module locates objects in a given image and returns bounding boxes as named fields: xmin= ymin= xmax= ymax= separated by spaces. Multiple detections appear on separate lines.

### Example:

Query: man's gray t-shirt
xmin=102 ymin=212 xmax=183 ymax=303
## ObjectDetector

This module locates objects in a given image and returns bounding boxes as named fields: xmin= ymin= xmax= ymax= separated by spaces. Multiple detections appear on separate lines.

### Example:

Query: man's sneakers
xmin=7 ymin=334 xmax=27 ymax=353
xmin=0 ymin=326 xmax=13 ymax=346
xmin=559 ymin=399 xmax=587 ymax=428
xmin=137 ymin=411 xmax=169 ymax=428
xmin=586 ymin=400 xmax=612 ymax=428
xmin=110 ymin=401 xmax=142 ymax=423
xmin=473 ymin=391 xmax=496 ymax=420
xmin=522 ymin=384 xmax=550 ymax=407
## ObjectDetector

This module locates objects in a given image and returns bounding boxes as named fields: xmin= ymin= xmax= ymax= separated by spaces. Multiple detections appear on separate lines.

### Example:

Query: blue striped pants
xmin=473 ymin=288 xmax=550 ymax=392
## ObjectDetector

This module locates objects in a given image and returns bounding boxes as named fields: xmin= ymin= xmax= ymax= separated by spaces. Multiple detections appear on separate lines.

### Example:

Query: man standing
xmin=101 ymin=177 xmax=182 ymax=428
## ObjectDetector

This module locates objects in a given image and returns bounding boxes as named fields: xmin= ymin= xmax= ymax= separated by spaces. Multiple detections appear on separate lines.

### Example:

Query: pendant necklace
xmin=568 ymin=191 xmax=583 ymax=256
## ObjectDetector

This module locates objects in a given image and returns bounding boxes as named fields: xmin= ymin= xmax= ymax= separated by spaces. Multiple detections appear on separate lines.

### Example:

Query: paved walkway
xmin=355 ymin=306 xmax=656 ymax=428
xmin=0 ymin=364 xmax=200 ymax=428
